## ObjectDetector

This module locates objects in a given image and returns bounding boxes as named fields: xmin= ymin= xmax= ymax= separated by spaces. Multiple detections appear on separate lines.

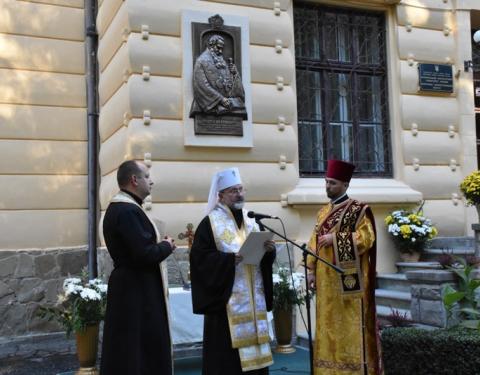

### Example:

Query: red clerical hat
xmin=326 ymin=160 xmax=355 ymax=182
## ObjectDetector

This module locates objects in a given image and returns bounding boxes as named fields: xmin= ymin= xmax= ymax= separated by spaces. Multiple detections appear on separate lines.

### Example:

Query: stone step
xmin=396 ymin=261 xmax=442 ymax=273
xmin=376 ymin=273 xmax=411 ymax=293
xmin=422 ymin=248 xmax=475 ymax=262
xmin=375 ymin=289 xmax=411 ymax=311
xmin=429 ymin=236 xmax=475 ymax=250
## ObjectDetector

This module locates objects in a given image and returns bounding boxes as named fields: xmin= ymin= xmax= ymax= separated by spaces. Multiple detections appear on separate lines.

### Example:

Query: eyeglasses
xmin=224 ymin=187 xmax=246 ymax=195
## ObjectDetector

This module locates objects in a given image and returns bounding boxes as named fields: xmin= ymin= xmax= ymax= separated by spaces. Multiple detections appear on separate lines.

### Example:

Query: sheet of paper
xmin=238 ymin=231 xmax=274 ymax=265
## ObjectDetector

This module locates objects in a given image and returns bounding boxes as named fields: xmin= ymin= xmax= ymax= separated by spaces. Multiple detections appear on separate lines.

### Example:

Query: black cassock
xmin=100 ymin=191 xmax=173 ymax=375
xmin=190 ymin=209 xmax=275 ymax=375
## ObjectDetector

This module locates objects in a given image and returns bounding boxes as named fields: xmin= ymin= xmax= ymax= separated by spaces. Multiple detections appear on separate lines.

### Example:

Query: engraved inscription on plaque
xmin=418 ymin=63 xmax=453 ymax=93
xmin=189 ymin=15 xmax=246 ymax=136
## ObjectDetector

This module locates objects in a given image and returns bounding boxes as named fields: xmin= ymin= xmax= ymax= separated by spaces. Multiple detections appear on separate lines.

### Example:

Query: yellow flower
xmin=385 ymin=215 xmax=393 ymax=225
xmin=400 ymin=225 xmax=412 ymax=239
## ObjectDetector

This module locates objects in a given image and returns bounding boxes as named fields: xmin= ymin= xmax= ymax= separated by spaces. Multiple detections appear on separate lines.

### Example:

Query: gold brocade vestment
xmin=307 ymin=199 xmax=382 ymax=375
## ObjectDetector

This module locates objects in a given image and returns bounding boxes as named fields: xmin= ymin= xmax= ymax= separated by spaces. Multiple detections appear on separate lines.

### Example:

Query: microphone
xmin=247 ymin=211 xmax=279 ymax=220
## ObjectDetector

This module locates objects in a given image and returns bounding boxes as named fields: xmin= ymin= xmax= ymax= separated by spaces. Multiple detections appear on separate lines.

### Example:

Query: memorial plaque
xmin=189 ymin=15 xmax=247 ymax=136
xmin=418 ymin=63 xmax=453 ymax=93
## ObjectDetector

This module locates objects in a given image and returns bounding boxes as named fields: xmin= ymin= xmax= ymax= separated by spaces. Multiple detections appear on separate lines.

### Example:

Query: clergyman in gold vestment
xmin=306 ymin=160 xmax=382 ymax=375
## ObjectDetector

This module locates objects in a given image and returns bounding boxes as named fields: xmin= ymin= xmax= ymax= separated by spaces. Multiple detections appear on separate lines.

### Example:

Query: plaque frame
xmin=182 ymin=10 xmax=253 ymax=148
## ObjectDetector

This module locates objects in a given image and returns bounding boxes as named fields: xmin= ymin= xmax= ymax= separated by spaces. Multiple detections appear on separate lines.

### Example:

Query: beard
xmin=232 ymin=201 xmax=244 ymax=210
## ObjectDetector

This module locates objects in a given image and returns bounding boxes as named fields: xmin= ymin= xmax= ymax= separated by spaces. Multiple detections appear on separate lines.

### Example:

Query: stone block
xmin=14 ymin=253 xmax=35 ymax=278
xmin=43 ymin=279 xmax=62 ymax=303
xmin=410 ymin=298 xmax=420 ymax=322
xmin=418 ymin=299 xmax=447 ymax=327
xmin=0 ymin=251 xmax=17 ymax=260
xmin=34 ymin=253 xmax=58 ymax=278
xmin=0 ymin=280 xmax=13 ymax=299
xmin=17 ymin=278 xmax=45 ymax=303
xmin=57 ymin=249 xmax=87 ymax=276
xmin=405 ymin=269 xmax=456 ymax=283
xmin=0 ymin=304 xmax=27 ymax=336
xmin=411 ymin=284 xmax=443 ymax=300
xmin=97 ymin=247 xmax=113 ymax=280
xmin=0 ymin=255 xmax=17 ymax=278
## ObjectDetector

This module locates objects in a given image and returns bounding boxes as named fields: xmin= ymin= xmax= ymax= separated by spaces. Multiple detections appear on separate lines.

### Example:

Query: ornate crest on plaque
xmin=189 ymin=14 xmax=246 ymax=136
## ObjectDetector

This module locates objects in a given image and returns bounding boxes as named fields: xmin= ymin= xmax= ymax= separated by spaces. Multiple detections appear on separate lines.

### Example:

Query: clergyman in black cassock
xmin=100 ymin=160 xmax=175 ymax=375
xmin=190 ymin=167 xmax=275 ymax=375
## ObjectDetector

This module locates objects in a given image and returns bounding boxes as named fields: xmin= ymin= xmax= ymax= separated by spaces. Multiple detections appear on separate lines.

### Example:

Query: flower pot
xmin=399 ymin=251 xmax=421 ymax=262
xmin=273 ymin=307 xmax=296 ymax=354
xmin=75 ymin=324 xmax=99 ymax=375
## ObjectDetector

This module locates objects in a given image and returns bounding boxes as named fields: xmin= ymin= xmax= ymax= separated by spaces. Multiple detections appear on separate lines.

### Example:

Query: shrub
xmin=381 ymin=327 xmax=480 ymax=375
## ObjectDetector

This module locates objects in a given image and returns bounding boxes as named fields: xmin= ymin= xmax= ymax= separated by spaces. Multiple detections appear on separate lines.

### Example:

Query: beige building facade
xmin=1 ymin=0 xmax=480 ymax=345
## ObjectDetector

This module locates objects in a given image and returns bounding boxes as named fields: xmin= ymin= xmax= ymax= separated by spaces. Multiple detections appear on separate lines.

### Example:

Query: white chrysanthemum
xmin=88 ymin=278 xmax=103 ymax=286
xmin=80 ymin=287 xmax=101 ymax=301
xmin=96 ymin=284 xmax=108 ymax=294
xmin=63 ymin=278 xmax=81 ymax=289
xmin=388 ymin=224 xmax=400 ymax=234
xmin=65 ymin=283 xmax=83 ymax=296
xmin=273 ymin=274 xmax=281 ymax=284
xmin=411 ymin=238 xmax=416 ymax=242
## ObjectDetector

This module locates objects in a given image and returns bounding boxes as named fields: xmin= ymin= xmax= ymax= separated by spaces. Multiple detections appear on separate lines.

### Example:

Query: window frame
xmin=294 ymin=2 xmax=393 ymax=178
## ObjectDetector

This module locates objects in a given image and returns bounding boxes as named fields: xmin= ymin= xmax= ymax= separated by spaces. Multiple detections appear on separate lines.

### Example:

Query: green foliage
xmin=272 ymin=267 xmax=308 ymax=312
xmin=382 ymin=327 xmax=480 ymax=375
xmin=38 ymin=273 xmax=107 ymax=337
xmin=441 ymin=257 xmax=480 ymax=331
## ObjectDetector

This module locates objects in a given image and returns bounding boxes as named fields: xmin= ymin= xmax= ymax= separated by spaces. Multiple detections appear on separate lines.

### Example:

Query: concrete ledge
xmin=405 ymin=269 xmax=456 ymax=283
xmin=287 ymin=178 xmax=422 ymax=205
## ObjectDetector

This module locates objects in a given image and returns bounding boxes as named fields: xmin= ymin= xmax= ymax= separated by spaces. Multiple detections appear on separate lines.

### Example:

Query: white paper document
xmin=238 ymin=231 xmax=274 ymax=265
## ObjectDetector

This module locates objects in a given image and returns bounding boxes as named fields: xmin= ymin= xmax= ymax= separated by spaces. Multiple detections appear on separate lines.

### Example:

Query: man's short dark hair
xmin=117 ymin=160 xmax=142 ymax=188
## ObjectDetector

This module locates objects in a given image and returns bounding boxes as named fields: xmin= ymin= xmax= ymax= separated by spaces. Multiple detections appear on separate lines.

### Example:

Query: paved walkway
xmin=0 ymin=354 xmax=77 ymax=375
xmin=0 ymin=347 xmax=310 ymax=375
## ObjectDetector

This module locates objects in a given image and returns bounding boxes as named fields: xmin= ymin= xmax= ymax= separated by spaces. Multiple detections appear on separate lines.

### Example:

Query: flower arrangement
xmin=460 ymin=171 xmax=480 ymax=206
xmin=384 ymin=209 xmax=438 ymax=254
xmin=39 ymin=275 xmax=108 ymax=336
xmin=272 ymin=267 xmax=307 ymax=311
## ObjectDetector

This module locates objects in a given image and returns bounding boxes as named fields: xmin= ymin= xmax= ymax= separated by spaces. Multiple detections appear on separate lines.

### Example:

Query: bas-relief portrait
xmin=189 ymin=15 xmax=247 ymax=136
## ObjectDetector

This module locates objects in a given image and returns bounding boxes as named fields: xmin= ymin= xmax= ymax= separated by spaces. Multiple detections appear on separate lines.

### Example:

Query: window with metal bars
xmin=294 ymin=3 xmax=392 ymax=177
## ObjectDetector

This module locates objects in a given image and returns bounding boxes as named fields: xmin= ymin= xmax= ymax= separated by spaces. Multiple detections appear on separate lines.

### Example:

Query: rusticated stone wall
xmin=0 ymin=247 xmax=88 ymax=337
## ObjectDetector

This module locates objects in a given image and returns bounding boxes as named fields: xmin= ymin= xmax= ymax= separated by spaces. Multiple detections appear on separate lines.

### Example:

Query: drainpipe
xmin=85 ymin=0 xmax=99 ymax=279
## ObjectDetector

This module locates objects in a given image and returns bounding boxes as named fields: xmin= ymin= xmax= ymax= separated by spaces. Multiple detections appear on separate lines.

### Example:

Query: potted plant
xmin=384 ymin=208 xmax=438 ymax=262
xmin=39 ymin=274 xmax=107 ymax=373
xmin=460 ymin=171 xmax=480 ymax=220
xmin=272 ymin=267 xmax=308 ymax=353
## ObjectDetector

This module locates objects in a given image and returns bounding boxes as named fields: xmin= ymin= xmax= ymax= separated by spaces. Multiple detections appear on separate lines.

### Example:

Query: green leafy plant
xmin=272 ymin=267 xmax=308 ymax=311
xmin=442 ymin=257 xmax=480 ymax=331
xmin=384 ymin=206 xmax=437 ymax=254
xmin=38 ymin=273 xmax=108 ymax=336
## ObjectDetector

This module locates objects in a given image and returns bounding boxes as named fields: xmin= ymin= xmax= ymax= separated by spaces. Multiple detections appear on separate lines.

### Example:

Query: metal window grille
xmin=294 ymin=3 xmax=392 ymax=177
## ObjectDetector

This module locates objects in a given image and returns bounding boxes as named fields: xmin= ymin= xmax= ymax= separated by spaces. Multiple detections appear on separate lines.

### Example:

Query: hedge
xmin=381 ymin=327 xmax=480 ymax=375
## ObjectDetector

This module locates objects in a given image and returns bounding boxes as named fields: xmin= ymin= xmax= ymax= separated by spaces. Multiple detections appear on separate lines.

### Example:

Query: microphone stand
xmin=257 ymin=218 xmax=343 ymax=375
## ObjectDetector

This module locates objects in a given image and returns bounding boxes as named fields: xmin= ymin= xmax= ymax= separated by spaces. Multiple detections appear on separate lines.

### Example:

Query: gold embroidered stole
xmin=317 ymin=199 xmax=367 ymax=296
xmin=209 ymin=204 xmax=273 ymax=372
xmin=109 ymin=191 xmax=173 ymax=374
